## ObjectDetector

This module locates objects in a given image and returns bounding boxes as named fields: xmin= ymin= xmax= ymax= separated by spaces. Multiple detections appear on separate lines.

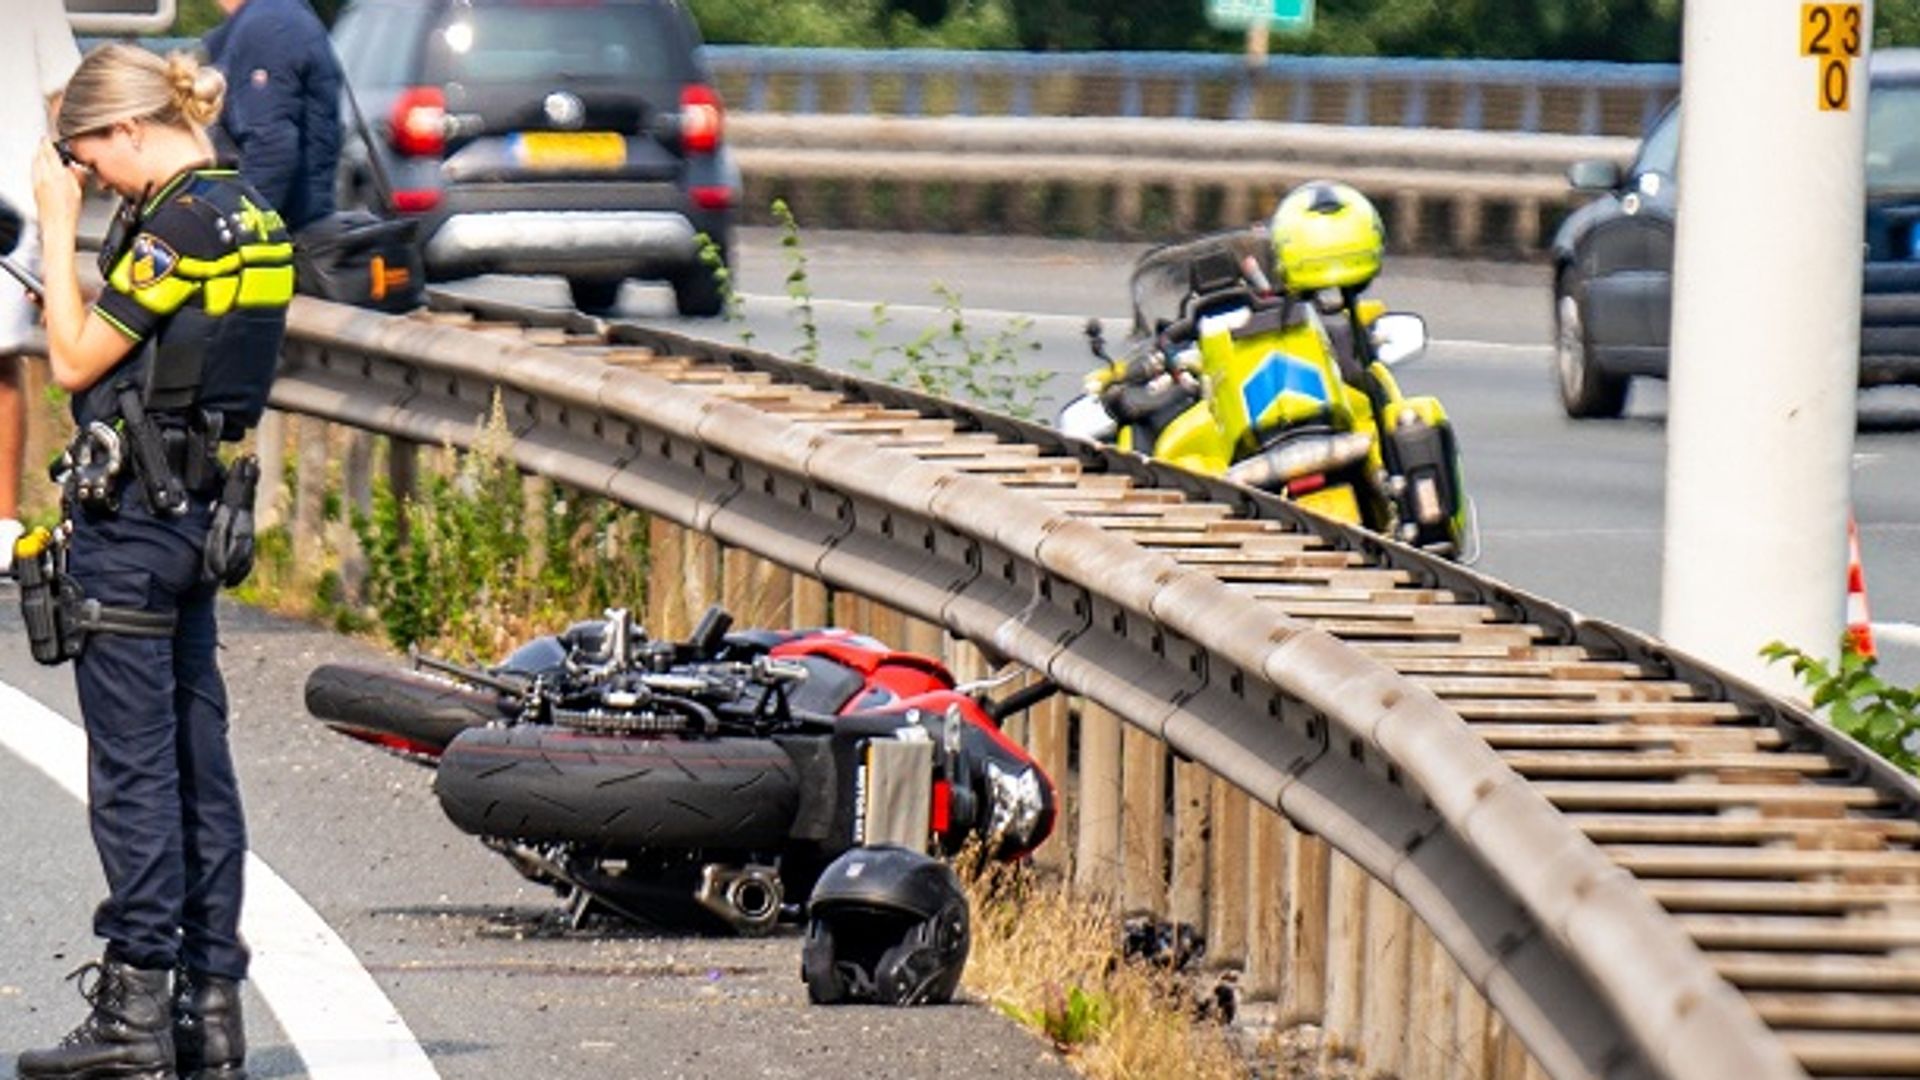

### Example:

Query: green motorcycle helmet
xmin=1270 ymin=181 xmax=1385 ymax=293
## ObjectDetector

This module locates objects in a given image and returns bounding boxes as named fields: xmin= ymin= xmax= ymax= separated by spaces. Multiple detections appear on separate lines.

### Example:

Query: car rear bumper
xmin=423 ymin=210 xmax=700 ymax=279
xmin=408 ymin=180 xmax=732 ymax=281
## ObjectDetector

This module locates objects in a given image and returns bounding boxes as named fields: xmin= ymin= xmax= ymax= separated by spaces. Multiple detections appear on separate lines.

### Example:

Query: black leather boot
xmin=172 ymin=970 xmax=247 ymax=1080
xmin=16 ymin=958 xmax=177 ymax=1080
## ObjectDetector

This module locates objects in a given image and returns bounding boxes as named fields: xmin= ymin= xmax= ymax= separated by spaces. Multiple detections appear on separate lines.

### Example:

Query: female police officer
xmin=19 ymin=42 xmax=292 ymax=1080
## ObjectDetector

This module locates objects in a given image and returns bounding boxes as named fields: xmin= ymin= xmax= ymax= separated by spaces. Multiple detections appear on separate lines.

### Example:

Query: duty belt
xmin=57 ymin=396 xmax=226 ymax=516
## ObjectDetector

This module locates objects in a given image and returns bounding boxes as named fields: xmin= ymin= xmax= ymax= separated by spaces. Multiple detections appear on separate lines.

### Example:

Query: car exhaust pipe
xmin=695 ymin=863 xmax=784 ymax=935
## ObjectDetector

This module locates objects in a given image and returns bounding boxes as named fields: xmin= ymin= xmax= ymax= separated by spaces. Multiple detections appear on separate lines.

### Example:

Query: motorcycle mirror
xmin=1372 ymin=313 xmax=1429 ymax=367
xmin=0 ymin=198 xmax=20 ymax=257
xmin=1567 ymin=158 xmax=1625 ymax=193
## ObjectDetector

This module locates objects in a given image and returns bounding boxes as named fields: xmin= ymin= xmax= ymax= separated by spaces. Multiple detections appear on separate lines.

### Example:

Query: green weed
xmin=1764 ymin=636 xmax=1920 ymax=773
xmin=349 ymin=393 xmax=651 ymax=656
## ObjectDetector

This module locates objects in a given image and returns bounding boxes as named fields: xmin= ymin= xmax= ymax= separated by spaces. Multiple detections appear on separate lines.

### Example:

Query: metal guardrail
xmin=706 ymin=46 xmax=1679 ymax=136
xmin=730 ymin=113 xmax=1634 ymax=252
xmin=256 ymin=290 xmax=1920 ymax=1080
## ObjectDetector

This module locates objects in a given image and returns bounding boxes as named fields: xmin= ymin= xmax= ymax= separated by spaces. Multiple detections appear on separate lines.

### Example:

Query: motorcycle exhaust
xmin=695 ymin=863 xmax=784 ymax=935
xmin=1226 ymin=431 xmax=1374 ymax=493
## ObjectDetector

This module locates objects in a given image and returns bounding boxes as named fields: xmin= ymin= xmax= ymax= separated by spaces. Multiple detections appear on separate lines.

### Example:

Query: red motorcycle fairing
xmin=769 ymin=631 xmax=959 ymax=705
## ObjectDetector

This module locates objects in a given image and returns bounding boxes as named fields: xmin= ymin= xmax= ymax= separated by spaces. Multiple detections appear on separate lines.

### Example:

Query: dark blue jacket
xmin=204 ymin=0 xmax=342 ymax=232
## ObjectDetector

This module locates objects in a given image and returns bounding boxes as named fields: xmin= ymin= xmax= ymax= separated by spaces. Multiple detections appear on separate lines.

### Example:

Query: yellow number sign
xmin=1802 ymin=3 xmax=1864 ymax=111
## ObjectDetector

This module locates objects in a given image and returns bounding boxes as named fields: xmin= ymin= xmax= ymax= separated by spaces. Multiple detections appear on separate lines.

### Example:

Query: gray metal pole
xmin=1662 ymin=0 xmax=1870 ymax=695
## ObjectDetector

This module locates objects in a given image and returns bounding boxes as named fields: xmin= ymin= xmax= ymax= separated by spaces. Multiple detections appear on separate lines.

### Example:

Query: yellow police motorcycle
xmin=1057 ymin=183 xmax=1475 ymax=560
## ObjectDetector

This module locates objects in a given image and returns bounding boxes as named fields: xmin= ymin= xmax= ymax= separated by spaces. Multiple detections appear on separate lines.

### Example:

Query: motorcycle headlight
xmin=986 ymin=761 xmax=1046 ymax=852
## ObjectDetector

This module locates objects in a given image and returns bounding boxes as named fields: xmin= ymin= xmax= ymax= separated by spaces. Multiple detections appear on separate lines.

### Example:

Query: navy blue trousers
xmin=67 ymin=496 xmax=249 ymax=980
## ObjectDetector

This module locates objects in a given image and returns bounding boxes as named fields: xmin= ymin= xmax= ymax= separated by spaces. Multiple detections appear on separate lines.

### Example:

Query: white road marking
xmin=1875 ymin=622 xmax=1920 ymax=650
xmin=0 ymin=680 xmax=440 ymax=1080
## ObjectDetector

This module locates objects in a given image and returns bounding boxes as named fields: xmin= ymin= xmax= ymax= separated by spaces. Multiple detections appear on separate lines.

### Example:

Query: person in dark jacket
xmin=204 ymin=0 xmax=341 ymax=232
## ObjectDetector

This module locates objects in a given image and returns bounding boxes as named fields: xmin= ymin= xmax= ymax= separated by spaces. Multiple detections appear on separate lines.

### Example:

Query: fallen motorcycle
xmin=1057 ymin=186 xmax=1477 ymax=560
xmin=304 ymin=605 xmax=1058 ymax=934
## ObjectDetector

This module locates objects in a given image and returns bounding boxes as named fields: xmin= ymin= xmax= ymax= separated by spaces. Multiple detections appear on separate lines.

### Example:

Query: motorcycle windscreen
xmin=1128 ymin=226 xmax=1272 ymax=335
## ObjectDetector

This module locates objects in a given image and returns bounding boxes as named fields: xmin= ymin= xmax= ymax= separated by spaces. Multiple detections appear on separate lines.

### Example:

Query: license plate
xmin=512 ymin=132 xmax=626 ymax=170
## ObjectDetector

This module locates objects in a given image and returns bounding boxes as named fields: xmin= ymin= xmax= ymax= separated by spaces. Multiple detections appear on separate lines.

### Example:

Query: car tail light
xmin=689 ymin=185 xmax=734 ymax=211
xmin=679 ymin=84 xmax=722 ymax=155
xmin=390 ymin=189 xmax=441 ymax=213
xmin=390 ymin=86 xmax=447 ymax=157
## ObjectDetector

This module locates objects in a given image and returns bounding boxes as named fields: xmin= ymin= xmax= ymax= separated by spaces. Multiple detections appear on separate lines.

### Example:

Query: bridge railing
xmin=706 ymin=46 xmax=1679 ymax=137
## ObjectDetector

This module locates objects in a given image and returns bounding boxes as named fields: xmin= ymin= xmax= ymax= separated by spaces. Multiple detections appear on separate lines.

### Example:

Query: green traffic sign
xmin=1206 ymin=0 xmax=1314 ymax=31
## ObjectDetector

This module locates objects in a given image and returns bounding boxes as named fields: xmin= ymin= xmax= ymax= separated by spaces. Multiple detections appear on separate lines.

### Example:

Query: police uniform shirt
xmin=87 ymin=167 xmax=293 ymax=433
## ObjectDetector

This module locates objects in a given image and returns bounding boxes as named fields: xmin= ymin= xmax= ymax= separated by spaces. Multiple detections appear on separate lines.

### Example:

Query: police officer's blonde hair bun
xmin=57 ymin=43 xmax=226 ymax=139
xmin=165 ymin=53 xmax=226 ymax=129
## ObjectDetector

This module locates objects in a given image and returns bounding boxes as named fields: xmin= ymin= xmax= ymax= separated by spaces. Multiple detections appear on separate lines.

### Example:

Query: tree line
xmin=166 ymin=0 xmax=1920 ymax=62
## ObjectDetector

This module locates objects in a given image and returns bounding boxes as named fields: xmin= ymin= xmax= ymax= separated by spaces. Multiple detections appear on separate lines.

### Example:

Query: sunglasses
xmin=54 ymin=135 xmax=104 ymax=174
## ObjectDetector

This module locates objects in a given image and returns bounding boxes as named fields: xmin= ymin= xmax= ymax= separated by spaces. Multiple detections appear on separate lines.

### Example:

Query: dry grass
xmin=960 ymin=854 xmax=1248 ymax=1080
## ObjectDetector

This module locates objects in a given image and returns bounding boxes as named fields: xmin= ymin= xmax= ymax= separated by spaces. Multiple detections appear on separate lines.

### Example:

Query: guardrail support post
xmin=1073 ymin=701 xmax=1124 ymax=900
xmin=1245 ymin=805 xmax=1287 ymax=1000
xmin=255 ymin=409 xmax=287 ymax=533
xmin=791 ymin=574 xmax=829 ymax=627
xmin=1027 ymin=691 xmax=1070 ymax=872
xmin=1519 ymin=85 xmax=1543 ymax=134
xmin=1282 ymin=829 xmax=1329 ymax=1025
xmin=1404 ymin=79 xmax=1430 ymax=126
xmin=722 ymin=547 xmax=794 ymax=629
xmin=1169 ymin=758 xmax=1209 ymax=929
xmin=1120 ymin=727 xmax=1167 ymax=915
xmin=337 ymin=431 xmax=374 ymax=600
xmin=1207 ymin=781 xmax=1249 ymax=967
xmin=292 ymin=418 xmax=329 ymax=587
xmin=1320 ymin=851 xmax=1369 ymax=1067
xmin=1360 ymin=880 xmax=1413 ymax=1075
xmin=1579 ymin=88 xmax=1603 ymax=136
xmin=646 ymin=519 xmax=687 ymax=639
xmin=1406 ymin=922 xmax=1454 ymax=1079
xmin=1451 ymin=984 xmax=1493 ymax=1080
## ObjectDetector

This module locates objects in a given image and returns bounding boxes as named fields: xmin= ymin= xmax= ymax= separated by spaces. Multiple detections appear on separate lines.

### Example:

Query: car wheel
xmin=569 ymin=278 xmax=625 ymax=315
xmin=672 ymin=262 xmax=726 ymax=318
xmin=1554 ymin=273 xmax=1628 ymax=419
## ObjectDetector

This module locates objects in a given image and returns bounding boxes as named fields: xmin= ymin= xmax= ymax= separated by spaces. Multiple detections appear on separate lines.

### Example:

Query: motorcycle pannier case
xmin=293 ymin=211 xmax=424 ymax=313
xmin=1382 ymin=396 xmax=1467 ymax=550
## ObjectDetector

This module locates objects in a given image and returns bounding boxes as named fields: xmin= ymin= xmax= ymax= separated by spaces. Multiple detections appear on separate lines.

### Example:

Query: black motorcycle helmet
xmin=801 ymin=846 xmax=971 ymax=1006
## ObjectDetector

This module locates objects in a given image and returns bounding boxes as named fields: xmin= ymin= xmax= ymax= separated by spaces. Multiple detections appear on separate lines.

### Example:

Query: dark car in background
xmin=330 ymin=0 xmax=738 ymax=315
xmin=1551 ymin=50 xmax=1920 ymax=417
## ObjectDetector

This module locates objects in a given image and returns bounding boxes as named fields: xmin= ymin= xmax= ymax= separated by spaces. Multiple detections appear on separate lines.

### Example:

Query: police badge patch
xmin=129 ymin=234 xmax=179 ymax=288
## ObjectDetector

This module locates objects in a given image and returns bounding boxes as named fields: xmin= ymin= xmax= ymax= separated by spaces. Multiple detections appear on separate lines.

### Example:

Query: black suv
xmin=330 ymin=0 xmax=737 ymax=315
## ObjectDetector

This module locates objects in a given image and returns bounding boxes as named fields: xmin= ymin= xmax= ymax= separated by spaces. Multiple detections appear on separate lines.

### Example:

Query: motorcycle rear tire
xmin=435 ymin=727 xmax=802 ymax=850
xmin=304 ymin=664 xmax=510 ymax=755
